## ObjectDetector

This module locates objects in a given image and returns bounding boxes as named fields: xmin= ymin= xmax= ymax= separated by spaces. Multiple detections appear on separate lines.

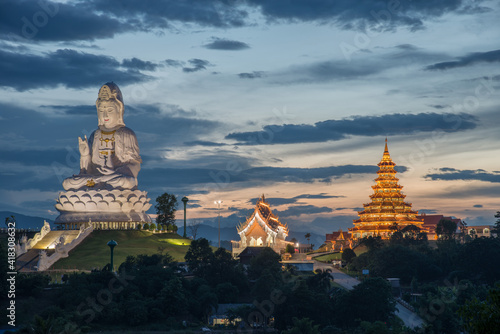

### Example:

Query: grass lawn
xmin=52 ymin=230 xmax=192 ymax=271
xmin=314 ymin=252 xmax=342 ymax=262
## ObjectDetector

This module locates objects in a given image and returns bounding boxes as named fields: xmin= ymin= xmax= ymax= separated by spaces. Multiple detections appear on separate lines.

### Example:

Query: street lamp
xmin=214 ymin=200 xmax=222 ymax=248
xmin=181 ymin=196 xmax=189 ymax=238
xmin=107 ymin=240 xmax=117 ymax=272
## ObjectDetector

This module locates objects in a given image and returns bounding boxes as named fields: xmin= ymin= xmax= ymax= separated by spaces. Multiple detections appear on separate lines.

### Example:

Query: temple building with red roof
xmin=231 ymin=195 xmax=290 ymax=258
xmin=417 ymin=214 xmax=463 ymax=239
xmin=325 ymin=229 xmax=353 ymax=251
xmin=349 ymin=139 xmax=424 ymax=239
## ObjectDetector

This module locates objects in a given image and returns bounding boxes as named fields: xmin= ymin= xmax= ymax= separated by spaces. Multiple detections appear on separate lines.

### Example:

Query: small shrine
xmin=232 ymin=195 xmax=289 ymax=258
xmin=349 ymin=139 xmax=423 ymax=239
xmin=325 ymin=229 xmax=353 ymax=251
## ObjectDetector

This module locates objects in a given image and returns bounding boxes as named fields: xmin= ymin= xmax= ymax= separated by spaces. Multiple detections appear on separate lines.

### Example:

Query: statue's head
xmin=96 ymin=82 xmax=125 ymax=129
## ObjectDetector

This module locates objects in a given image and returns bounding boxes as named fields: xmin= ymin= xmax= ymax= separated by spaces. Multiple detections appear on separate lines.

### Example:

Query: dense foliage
xmin=11 ymin=229 xmax=500 ymax=333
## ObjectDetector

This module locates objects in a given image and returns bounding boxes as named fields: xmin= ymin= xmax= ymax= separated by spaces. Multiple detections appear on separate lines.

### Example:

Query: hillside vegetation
xmin=53 ymin=230 xmax=192 ymax=270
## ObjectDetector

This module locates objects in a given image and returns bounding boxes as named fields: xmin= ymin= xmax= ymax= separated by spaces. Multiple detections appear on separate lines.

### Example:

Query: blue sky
xmin=1 ymin=0 xmax=499 ymax=237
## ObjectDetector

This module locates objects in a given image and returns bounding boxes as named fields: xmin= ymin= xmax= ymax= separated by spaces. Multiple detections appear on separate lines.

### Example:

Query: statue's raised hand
xmin=79 ymin=135 xmax=90 ymax=156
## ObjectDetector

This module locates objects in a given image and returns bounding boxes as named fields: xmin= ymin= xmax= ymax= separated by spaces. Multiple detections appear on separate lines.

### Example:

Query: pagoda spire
xmin=381 ymin=137 xmax=392 ymax=163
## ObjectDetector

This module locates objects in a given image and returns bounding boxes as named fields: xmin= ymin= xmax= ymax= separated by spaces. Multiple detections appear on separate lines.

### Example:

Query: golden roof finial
xmin=381 ymin=137 xmax=392 ymax=162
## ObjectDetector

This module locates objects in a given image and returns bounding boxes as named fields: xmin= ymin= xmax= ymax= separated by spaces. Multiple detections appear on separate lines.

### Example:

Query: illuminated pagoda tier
xmin=231 ymin=195 xmax=289 ymax=258
xmin=349 ymin=139 xmax=423 ymax=239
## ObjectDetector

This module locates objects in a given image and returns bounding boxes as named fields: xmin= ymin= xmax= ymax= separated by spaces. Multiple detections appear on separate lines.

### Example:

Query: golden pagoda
xmin=349 ymin=139 xmax=423 ymax=239
xmin=231 ymin=195 xmax=289 ymax=257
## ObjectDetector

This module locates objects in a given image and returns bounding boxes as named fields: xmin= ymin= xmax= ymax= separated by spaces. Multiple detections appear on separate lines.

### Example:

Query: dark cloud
xmin=248 ymin=197 xmax=299 ymax=206
xmin=182 ymin=58 xmax=213 ymax=73
xmin=426 ymin=49 xmax=500 ymax=71
xmin=473 ymin=204 xmax=483 ymax=208
xmin=276 ymin=205 xmax=332 ymax=217
xmin=122 ymin=57 xmax=160 ymax=71
xmin=418 ymin=209 xmax=438 ymax=214
xmin=183 ymin=140 xmax=227 ymax=147
xmin=285 ymin=59 xmax=382 ymax=82
xmin=89 ymin=0 xmax=248 ymax=29
xmin=163 ymin=59 xmax=184 ymax=67
xmin=1 ymin=0 xmax=487 ymax=44
xmin=429 ymin=105 xmax=447 ymax=109
xmin=140 ymin=164 xmax=385 ymax=192
xmin=203 ymin=38 xmax=250 ymax=50
xmin=0 ymin=49 xmax=152 ymax=91
xmin=0 ymin=148 xmax=70 ymax=167
xmin=246 ymin=0 xmax=485 ymax=31
xmin=425 ymin=168 xmax=500 ymax=183
xmin=0 ymin=0 xmax=132 ymax=42
xmin=276 ymin=45 xmax=446 ymax=83
xmin=246 ymin=193 xmax=345 ymax=207
xmin=238 ymin=71 xmax=266 ymax=79
xmin=40 ymin=105 xmax=95 ymax=116
xmin=226 ymin=112 xmax=478 ymax=145
xmin=294 ymin=193 xmax=345 ymax=199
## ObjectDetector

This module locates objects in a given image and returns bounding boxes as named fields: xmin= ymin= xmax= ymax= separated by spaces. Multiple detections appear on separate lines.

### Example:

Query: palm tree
xmin=305 ymin=233 xmax=311 ymax=246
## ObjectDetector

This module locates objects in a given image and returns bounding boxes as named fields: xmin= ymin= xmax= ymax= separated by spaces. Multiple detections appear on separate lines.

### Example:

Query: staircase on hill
xmin=31 ymin=230 xmax=80 ymax=249
xmin=16 ymin=227 xmax=93 ymax=271
xmin=16 ymin=249 xmax=55 ymax=272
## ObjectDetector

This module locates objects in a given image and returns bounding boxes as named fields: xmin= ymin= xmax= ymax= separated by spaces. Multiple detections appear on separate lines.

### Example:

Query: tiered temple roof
xmin=237 ymin=195 xmax=288 ymax=236
xmin=349 ymin=139 xmax=423 ymax=239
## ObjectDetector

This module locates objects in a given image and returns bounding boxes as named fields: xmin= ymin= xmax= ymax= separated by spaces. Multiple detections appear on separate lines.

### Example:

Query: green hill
xmin=52 ymin=230 xmax=192 ymax=271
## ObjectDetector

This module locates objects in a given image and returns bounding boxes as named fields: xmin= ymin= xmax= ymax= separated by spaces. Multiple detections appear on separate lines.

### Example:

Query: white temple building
xmin=231 ymin=195 xmax=289 ymax=258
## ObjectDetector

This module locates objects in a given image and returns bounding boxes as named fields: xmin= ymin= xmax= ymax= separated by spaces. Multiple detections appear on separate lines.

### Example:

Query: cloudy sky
xmin=1 ymin=0 xmax=499 ymax=238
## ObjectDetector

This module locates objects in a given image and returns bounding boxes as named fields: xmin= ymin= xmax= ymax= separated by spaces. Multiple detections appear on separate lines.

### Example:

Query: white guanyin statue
xmin=55 ymin=82 xmax=152 ymax=229
xmin=63 ymin=82 xmax=140 ymax=190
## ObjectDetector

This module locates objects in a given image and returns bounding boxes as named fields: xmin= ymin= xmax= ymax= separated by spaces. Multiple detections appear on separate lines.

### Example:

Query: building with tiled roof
xmin=417 ymin=214 xmax=464 ymax=239
xmin=325 ymin=229 xmax=353 ymax=251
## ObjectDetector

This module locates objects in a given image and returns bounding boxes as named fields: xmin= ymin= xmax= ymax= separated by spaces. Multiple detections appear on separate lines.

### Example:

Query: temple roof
xmin=237 ymin=195 xmax=288 ymax=234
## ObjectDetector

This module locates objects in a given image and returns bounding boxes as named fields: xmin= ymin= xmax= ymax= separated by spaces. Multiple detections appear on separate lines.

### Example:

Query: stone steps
xmin=31 ymin=230 xmax=80 ymax=249
xmin=16 ymin=249 xmax=54 ymax=272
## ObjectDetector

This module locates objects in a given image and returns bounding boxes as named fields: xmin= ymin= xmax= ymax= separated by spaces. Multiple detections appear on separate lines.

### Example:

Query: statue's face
xmin=97 ymin=101 xmax=121 ymax=129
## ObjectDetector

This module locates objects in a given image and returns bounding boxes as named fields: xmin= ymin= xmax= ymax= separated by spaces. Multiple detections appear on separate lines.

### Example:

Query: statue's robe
xmin=63 ymin=126 xmax=141 ymax=190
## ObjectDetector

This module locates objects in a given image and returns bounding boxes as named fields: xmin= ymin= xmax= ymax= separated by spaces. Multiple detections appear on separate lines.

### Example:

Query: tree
xmin=155 ymin=193 xmax=178 ymax=230
xmin=341 ymin=248 xmax=356 ymax=264
xmin=4 ymin=215 xmax=15 ymax=228
xmin=401 ymin=224 xmax=420 ymax=238
xmin=247 ymin=247 xmax=282 ymax=280
xmin=184 ymin=238 xmax=213 ymax=277
xmin=492 ymin=211 xmax=500 ymax=237
xmin=283 ymin=317 xmax=320 ymax=334
xmin=305 ymin=233 xmax=311 ymax=245
xmin=149 ymin=222 xmax=156 ymax=231
xmin=459 ymin=283 xmax=500 ymax=333
xmin=360 ymin=236 xmax=384 ymax=251
xmin=188 ymin=219 xmax=201 ymax=239
xmin=436 ymin=219 xmax=457 ymax=240
xmin=285 ymin=244 xmax=295 ymax=254
xmin=336 ymin=277 xmax=396 ymax=326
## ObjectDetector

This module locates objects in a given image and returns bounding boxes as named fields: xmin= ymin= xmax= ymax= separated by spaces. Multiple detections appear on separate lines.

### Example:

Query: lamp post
xmin=214 ymin=200 xmax=222 ymax=248
xmin=107 ymin=240 xmax=117 ymax=272
xmin=181 ymin=196 xmax=189 ymax=238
